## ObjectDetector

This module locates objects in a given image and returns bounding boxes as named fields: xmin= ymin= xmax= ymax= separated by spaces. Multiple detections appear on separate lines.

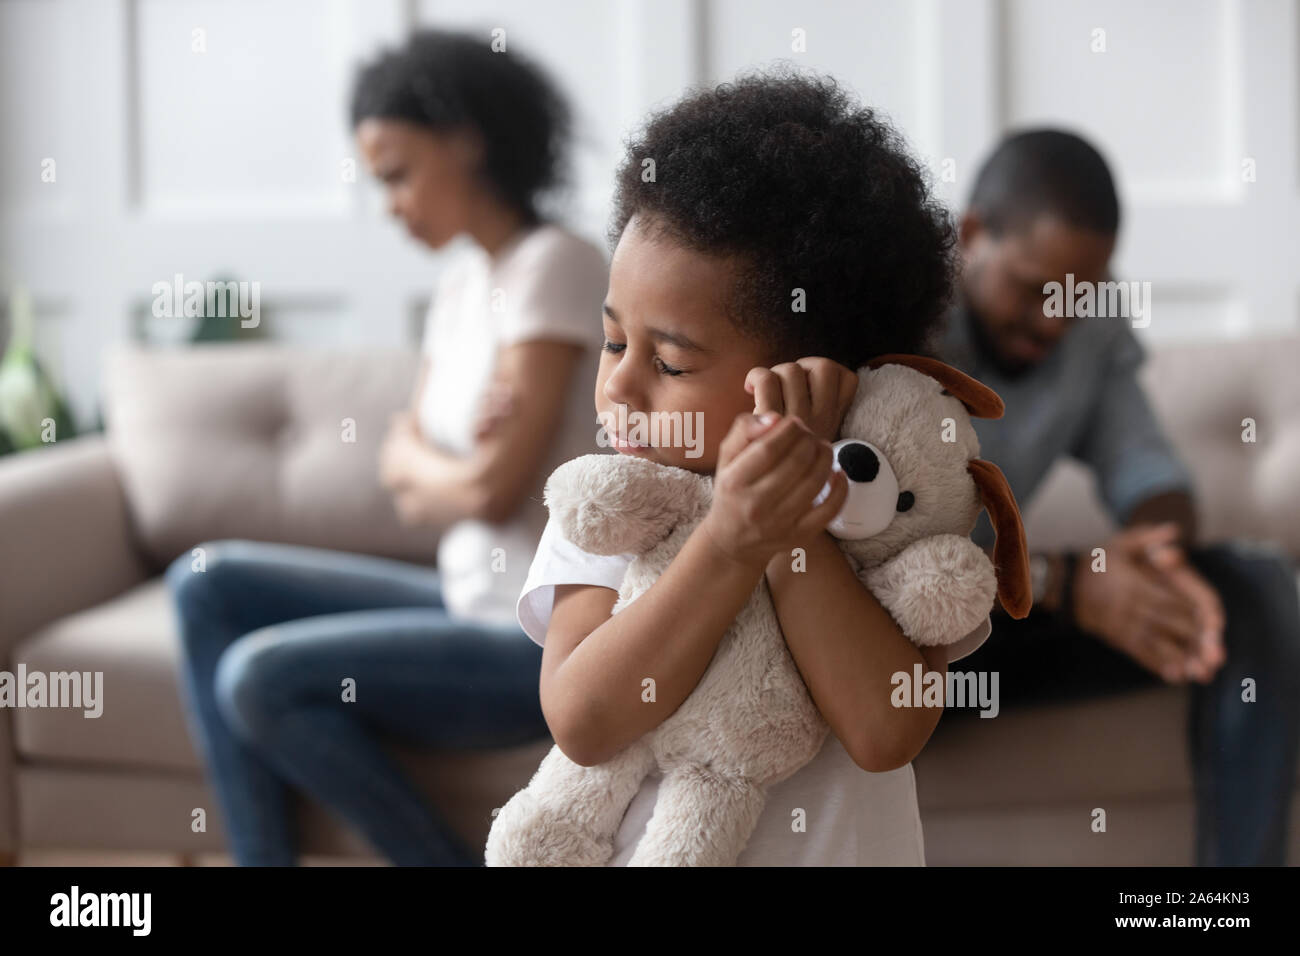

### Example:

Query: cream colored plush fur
xmin=485 ymin=363 xmax=997 ymax=866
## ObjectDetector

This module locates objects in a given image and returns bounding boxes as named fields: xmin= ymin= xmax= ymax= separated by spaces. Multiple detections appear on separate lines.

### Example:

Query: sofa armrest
xmin=0 ymin=436 xmax=151 ymax=657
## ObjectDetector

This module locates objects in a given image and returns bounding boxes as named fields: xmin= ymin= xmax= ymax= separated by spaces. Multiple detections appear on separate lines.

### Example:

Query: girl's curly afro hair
xmin=608 ymin=67 xmax=957 ymax=369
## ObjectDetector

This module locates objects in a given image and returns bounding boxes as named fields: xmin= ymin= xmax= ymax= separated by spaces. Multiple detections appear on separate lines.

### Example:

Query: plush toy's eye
xmin=819 ymin=439 xmax=898 ymax=540
xmin=896 ymin=491 xmax=915 ymax=512
xmin=939 ymin=388 xmax=952 ymax=397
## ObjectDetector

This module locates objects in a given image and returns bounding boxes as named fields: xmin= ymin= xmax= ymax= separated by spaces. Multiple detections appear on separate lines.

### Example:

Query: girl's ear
xmin=967 ymin=458 xmax=1032 ymax=618
xmin=867 ymin=353 xmax=1005 ymax=419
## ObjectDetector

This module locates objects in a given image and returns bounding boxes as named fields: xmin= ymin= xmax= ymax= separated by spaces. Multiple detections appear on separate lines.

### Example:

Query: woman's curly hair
xmin=609 ymin=67 xmax=956 ymax=368
xmin=350 ymin=30 xmax=570 ymax=226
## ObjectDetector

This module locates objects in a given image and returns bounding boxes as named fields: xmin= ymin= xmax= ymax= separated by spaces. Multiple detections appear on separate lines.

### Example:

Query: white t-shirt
xmin=418 ymin=224 xmax=609 ymax=626
xmin=517 ymin=515 xmax=992 ymax=866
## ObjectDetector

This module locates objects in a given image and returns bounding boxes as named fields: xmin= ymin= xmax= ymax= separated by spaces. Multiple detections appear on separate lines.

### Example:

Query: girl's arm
xmin=744 ymin=357 xmax=950 ymax=772
xmin=764 ymin=532 xmax=950 ymax=773
xmin=539 ymin=413 xmax=848 ymax=767
xmin=540 ymin=524 xmax=768 ymax=767
xmin=380 ymin=339 xmax=585 ymax=527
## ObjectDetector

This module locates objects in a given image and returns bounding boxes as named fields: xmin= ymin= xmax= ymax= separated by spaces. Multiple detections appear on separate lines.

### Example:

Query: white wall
xmin=1 ymin=0 xmax=1296 ymax=427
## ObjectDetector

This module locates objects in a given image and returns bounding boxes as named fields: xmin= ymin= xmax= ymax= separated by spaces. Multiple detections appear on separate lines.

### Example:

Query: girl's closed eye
xmin=601 ymin=339 xmax=685 ymax=376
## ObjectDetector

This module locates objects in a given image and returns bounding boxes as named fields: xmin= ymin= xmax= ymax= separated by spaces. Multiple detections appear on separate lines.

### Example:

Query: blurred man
xmin=938 ymin=129 xmax=1300 ymax=865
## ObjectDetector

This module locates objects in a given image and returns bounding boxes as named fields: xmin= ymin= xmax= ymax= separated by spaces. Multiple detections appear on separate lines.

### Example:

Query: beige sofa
xmin=1 ymin=339 xmax=1297 ymax=865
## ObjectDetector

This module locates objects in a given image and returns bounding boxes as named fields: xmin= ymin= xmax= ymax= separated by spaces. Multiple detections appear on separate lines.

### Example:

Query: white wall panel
xmin=706 ymin=0 xmax=933 ymax=157
xmin=1003 ymin=0 xmax=1239 ymax=201
xmin=0 ymin=0 xmax=82 ymax=220
xmin=133 ymin=0 xmax=355 ymax=217
xmin=259 ymin=300 xmax=356 ymax=345
xmin=0 ymin=0 xmax=1296 ymax=428
xmin=1144 ymin=287 xmax=1249 ymax=341
xmin=413 ymin=0 xmax=627 ymax=228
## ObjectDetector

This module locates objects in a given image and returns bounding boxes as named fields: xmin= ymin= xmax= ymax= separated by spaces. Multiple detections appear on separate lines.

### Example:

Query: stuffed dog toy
xmin=485 ymin=354 xmax=1030 ymax=867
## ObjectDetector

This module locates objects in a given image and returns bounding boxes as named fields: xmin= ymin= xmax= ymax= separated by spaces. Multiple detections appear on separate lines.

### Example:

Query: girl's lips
xmin=611 ymin=433 xmax=654 ymax=455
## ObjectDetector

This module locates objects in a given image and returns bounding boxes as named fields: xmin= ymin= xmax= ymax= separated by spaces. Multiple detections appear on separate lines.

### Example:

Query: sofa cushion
xmin=18 ymin=742 xmax=556 ymax=859
xmin=14 ymin=574 xmax=1218 ymax=805
xmin=1021 ymin=460 xmax=1113 ymax=553
xmin=13 ymin=575 xmax=556 ymax=858
xmin=13 ymin=578 xmax=559 ymax=806
xmin=916 ymin=687 xmax=1193 ymax=810
xmin=920 ymin=796 xmax=1198 ymax=866
xmin=1143 ymin=336 xmax=1300 ymax=553
xmin=103 ymin=344 xmax=440 ymax=569
xmin=1024 ymin=335 xmax=1300 ymax=555
xmin=13 ymin=578 xmax=198 ymax=772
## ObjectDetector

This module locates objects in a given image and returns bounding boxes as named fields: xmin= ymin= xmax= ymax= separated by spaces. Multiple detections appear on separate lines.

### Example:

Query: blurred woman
xmin=167 ymin=30 xmax=606 ymax=865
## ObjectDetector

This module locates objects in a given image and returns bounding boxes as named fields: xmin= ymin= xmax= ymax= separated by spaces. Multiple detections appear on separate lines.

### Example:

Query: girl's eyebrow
xmin=603 ymin=303 xmax=713 ymax=354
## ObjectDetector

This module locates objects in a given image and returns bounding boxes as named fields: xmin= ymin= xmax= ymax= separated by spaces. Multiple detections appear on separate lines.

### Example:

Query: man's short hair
xmin=968 ymin=129 xmax=1120 ymax=237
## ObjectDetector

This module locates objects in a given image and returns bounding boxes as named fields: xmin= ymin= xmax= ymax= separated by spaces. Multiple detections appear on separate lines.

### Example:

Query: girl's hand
xmin=700 ymin=412 xmax=849 ymax=567
xmin=744 ymin=357 xmax=859 ymax=443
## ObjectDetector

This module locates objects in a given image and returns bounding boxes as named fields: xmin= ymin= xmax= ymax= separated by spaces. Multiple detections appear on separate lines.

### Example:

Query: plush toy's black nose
xmin=837 ymin=442 xmax=880 ymax=482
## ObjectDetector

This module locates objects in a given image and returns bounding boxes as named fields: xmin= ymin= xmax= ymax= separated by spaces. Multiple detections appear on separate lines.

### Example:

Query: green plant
xmin=0 ymin=286 xmax=77 ymax=453
xmin=134 ymin=273 xmax=268 ymax=345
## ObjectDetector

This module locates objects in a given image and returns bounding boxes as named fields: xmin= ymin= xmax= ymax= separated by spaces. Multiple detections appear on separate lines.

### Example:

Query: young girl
xmin=510 ymin=68 xmax=967 ymax=865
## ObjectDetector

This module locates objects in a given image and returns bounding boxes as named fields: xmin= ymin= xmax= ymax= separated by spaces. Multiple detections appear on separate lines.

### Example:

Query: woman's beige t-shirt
xmin=418 ymin=223 xmax=608 ymax=626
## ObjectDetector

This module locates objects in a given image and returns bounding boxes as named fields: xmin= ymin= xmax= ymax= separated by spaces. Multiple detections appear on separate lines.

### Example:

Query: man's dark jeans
xmin=940 ymin=542 xmax=1300 ymax=866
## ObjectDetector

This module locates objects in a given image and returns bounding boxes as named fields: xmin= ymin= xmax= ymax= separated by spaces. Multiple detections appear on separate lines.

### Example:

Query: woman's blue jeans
xmin=165 ymin=539 xmax=548 ymax=866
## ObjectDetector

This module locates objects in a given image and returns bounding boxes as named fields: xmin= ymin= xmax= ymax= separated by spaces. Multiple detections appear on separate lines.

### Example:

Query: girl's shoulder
xmin=516 ymin=513 xmax=633 ymax=645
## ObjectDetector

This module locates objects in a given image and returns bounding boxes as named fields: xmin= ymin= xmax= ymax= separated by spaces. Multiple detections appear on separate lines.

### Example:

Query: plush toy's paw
xmin=862 ymin=534 xmax=995 ymax=646
xmin=485 ymin=788 xmax=613 ymax=867
xmin=544 ymin=453 xmax=711 ymax=556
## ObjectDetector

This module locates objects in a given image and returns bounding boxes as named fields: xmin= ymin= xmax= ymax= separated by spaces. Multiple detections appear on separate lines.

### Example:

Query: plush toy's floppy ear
xmin=867 ymin=353 xmax=1005 ymax=419
xmin=967 ymin=458 xmax=1032 ymax=618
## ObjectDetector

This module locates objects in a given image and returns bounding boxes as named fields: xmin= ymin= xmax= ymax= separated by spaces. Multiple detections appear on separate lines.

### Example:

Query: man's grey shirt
xmin=939 ymin=305 xmax=1193 ymax=551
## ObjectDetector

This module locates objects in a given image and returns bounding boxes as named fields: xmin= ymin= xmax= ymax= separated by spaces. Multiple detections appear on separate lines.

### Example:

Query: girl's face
xmin=356 ymin=117 xmax=482 ymax=249
xmin=596 ymin=214 xmax=776 ymax=474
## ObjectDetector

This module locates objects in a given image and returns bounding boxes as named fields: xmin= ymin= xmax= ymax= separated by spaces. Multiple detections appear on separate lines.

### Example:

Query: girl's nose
xmin=602 ymin=359 xmax=642 ymax=409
